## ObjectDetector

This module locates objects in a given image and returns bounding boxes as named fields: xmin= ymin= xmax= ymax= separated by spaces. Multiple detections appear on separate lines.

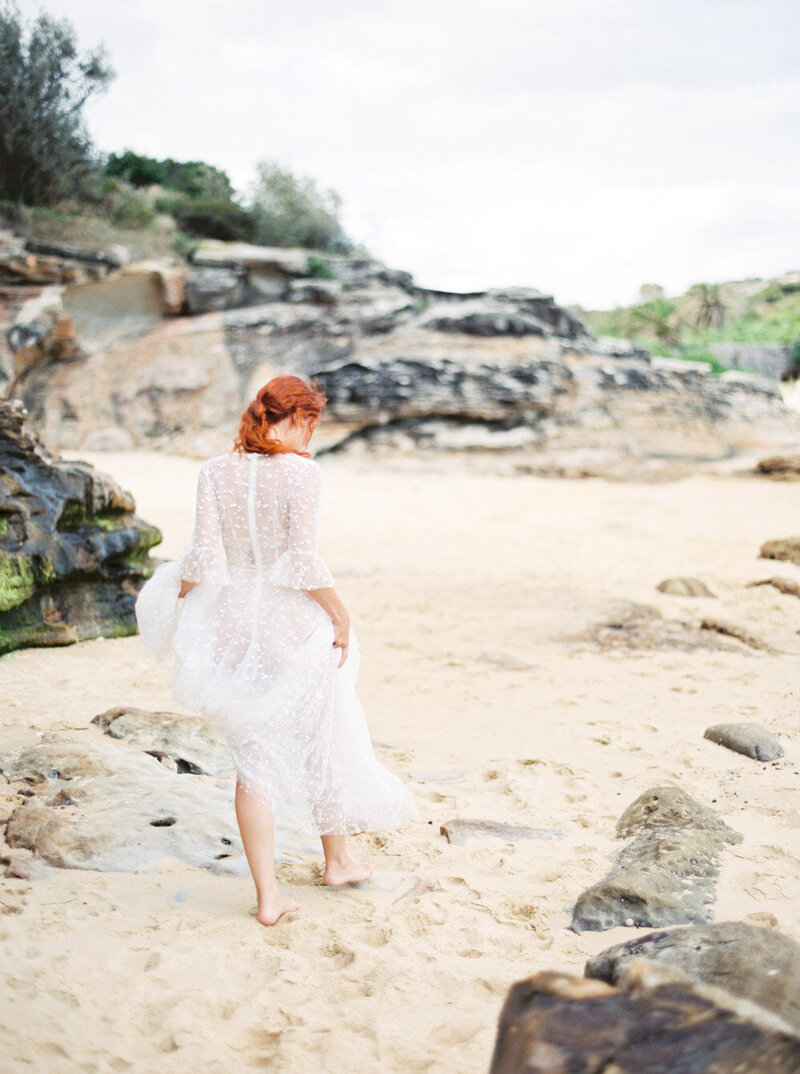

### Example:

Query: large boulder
xmin=490 ymin=963 xmax=800 ymax=1074
xmin=585 ymin=922 xmax=800 ymax=1033
xmin=571 ymin=786 xmax=742 ymax=932
xmin=0 ymin=399 xmax=160 ymax=653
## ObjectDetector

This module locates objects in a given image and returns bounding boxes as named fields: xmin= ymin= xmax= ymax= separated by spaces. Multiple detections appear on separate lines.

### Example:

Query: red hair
xmin=233 ymin=375 xmax=327 ymax=457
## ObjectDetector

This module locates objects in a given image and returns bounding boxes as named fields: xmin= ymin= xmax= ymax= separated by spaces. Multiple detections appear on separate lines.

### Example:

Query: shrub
xmin=306 ymin=255 xmax=337 ymax=280
xmin=249 ymin=160 xmax=353 ymax=252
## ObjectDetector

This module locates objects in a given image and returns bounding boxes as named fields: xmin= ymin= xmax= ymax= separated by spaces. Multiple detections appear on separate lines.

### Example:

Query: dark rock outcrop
xmin=585 ymin=922 xmax=800 ymax=1032
xmin=490 ymin=964 xmax=800 ymax=1074
xmin=755 ymin=455 xmax=800 ymax=480
xmin=704 ymin=722 xmax=784 ymax=761
xmin=571 ymin=786 xmax=742 ymax=932
xmin=0 ymin=399 xmax=160 ymax=653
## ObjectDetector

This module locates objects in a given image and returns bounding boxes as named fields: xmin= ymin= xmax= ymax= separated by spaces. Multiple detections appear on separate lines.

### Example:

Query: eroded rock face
xmin=585 ymin=922 xmax=800 ymax=1032
xmin=1 ymin=736 xmax=244 ymax=873
xmin=5 ymin=236 xmax=800 ymax=467
xmin=490 ymin=964 xmax=800 ymax=1074
xmin=0 ymin=399 xmax=160 ymax=653
xmin=571 ymin=786 xmax=742 ymax=932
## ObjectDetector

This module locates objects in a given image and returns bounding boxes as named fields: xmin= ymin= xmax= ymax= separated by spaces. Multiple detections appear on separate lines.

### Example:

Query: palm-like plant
xmin=628 ymin=297 xmax=680 ymax=345
xmin=684 ymin=283 xmax=727 ymax=332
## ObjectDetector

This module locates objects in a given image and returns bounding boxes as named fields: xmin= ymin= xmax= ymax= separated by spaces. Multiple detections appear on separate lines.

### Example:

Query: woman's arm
xmin=308 ymin=586 xmax=350 ymax=666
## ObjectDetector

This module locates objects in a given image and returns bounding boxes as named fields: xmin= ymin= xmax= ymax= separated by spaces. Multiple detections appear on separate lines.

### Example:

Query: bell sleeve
xmin=178 ymin=466 xmax=226 ymax=585
xmin=135 ymin=464 xmax=225 ymax=661
xmin=265 ymin=461 xmax=335 ymax=590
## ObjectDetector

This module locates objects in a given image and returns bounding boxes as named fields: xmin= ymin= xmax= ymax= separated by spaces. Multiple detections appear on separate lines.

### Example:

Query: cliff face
xmin=0 ymin=399 xmax=161 ymax=654
xmin=3 ymin=234 xmax=799 ymax=473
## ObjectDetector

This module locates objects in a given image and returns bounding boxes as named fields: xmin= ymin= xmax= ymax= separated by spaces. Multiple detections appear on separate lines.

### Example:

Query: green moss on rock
xmin=0 ymin=551 xmax=35 ymax=612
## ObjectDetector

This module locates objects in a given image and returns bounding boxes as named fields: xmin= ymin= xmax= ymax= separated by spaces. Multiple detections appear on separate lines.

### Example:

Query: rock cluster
xmin=0 ymin=399 xmax=160 ymax=653
xmin=2 ymin=236 xmax=798 ymax=469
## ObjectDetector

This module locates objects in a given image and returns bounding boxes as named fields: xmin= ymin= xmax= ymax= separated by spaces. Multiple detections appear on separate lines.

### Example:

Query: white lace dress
xmin=135 ymin=451 xmax=418 ymax=836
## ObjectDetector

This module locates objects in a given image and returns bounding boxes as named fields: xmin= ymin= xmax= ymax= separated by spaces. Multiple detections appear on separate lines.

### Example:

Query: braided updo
xmin=233 ymin=375 xmax=327 ymax=457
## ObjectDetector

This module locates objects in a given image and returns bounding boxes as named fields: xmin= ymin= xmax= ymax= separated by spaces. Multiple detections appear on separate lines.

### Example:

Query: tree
xmin=249 ymin=160 xmax=352 ymax=251
xmin=628 ymin=296 xmax=680 ymax=346
xmin=0 ymin=3 xmax=114 ymax=204
xmin=684 ymin=282 xmax=727 ymax=332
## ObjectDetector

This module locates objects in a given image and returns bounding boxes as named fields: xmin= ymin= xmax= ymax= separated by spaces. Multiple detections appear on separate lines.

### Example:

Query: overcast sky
xmin=24 ymin=0 xmax=800 ymax=308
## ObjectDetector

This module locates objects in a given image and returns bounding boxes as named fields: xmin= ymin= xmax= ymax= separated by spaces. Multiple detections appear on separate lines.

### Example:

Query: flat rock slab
xmin=760 ymin=537 xmax=800 ymax=567
xmin=571 ymin=786 xmax=742 ymax=932
xmin=585 ymin=922 xmax=800 ymax=1033
xmin=704 ymin=722 xmax=784 ymax=761
xmin=490 ymin=966 xmax=800 ymax=1074
xmin=92 ymin=706 xmax=233 ymax=776
xmin=574 ymin=601 xmax=745 ymax=652
xmin=440 ymin=819 xmax=564 ymax=846
xmin=1 ymin=736 xmax=246 ymax=873
xmin=656 ymin=578 xmax=717 ymax=598
xmin=700 ymin=618 xmax=772 ymax=651
xmin=748 ymin=576 xmax=800 ymax=599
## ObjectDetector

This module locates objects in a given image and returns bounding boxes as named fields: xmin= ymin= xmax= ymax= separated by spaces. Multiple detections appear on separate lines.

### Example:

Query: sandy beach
xmin=1 ymin=451 xmax=798 ymax=1073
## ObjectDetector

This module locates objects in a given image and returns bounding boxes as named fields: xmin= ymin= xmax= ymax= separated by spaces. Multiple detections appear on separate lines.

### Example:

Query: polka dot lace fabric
xmin=135 ymin=452 xmax=417 ymax=836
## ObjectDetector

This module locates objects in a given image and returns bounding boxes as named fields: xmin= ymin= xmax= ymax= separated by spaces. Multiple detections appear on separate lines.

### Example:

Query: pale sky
xmin=23 ymin=0 xmax=800 ymax=308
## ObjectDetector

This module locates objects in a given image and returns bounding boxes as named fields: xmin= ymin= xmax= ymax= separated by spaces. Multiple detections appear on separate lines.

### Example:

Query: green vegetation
xmin=0 ymin=6 xmax=354 ymax=257
xmin=250 ymin=160 xmax=353 ymax=253
xmin=579 ymin=276 xmax=800 ymax=375
xmin=0 ymin=3 xmax=114 ymax=204
xmin=306 ymin=255 xmax=337 ymax=280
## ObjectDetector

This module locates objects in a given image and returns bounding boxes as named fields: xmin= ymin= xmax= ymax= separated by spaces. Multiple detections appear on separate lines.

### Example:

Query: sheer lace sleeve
xmin=180 ymin=466 xmax=225 ymax=584
xmin=266 ymin=460 xmax=335 ymax=590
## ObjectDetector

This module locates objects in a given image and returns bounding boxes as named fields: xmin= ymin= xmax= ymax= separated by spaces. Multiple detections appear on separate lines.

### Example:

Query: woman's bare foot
xmin=256 ymin=890 xmax=299 ymax=926
xmin=323 ymin=855 xmax=373 ymax=887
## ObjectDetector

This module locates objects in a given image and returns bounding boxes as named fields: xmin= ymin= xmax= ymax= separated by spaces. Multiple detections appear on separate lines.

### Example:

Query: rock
xmin=656 ymin=578 xmax=717 ymax=597
xmin=184 ymin=265 xmax=246 ymax=314
xmin=489 ymin=964 xmax=800 ymax=1074
xmin=91 ymin=706 xmax=232 ymax=776
xmin=6 ymin=232 xmax=800 ymax=465
xmin=440 ymin=819 xmax=563 ymax=845
xmin=760 ymin=537 xmax=800 ymax=567
xmin=699 ymin=618 xmax=772 ymax=651
xmin=747 ymin=576 xmax=800 ymax=598
xmin=571 ymin=786 xmax=742 ymax=932
xmin=703 ymin=722 xmax=784 ymax=761
xmin=708 ymin=342 xmax=792 ymax=380
xmin=755 ymin=455 xmax=800 ymax=479
xmin=1 ymin=736 xmax=245 ymax=873
xmin=24 ymin=238 xmax=122 ymax=270
xmin=574 ymin=601 xmax=742 ymax=652
xmin=585 ymin=922 xmax=800 ymax=1032
xmin=287 ymin=279 xmax=342 ymax=305
xmin=0 ymin=399 xmax=160 ymax=653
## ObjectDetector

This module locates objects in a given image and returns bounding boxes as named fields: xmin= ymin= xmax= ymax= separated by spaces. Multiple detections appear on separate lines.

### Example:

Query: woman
xmin=136 ymin=375 xmax=417 ymax=925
